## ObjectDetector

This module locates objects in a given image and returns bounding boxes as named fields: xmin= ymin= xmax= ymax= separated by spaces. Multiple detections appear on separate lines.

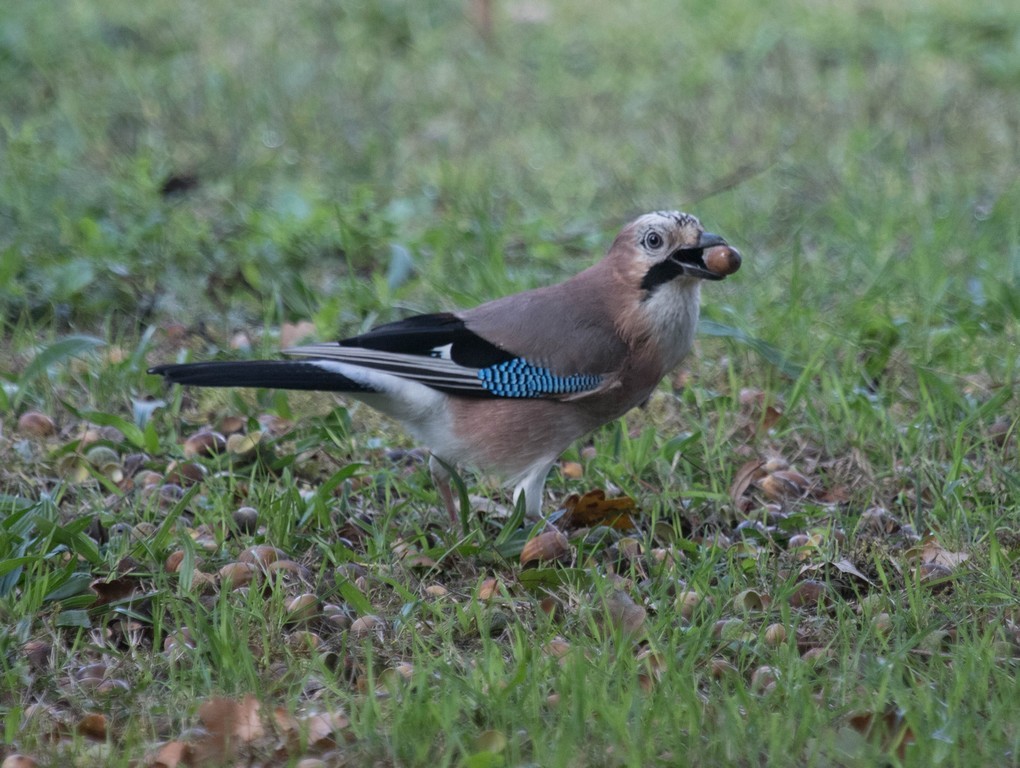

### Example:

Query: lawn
xmin=1 ymin=0 xmax=1018 ymax=765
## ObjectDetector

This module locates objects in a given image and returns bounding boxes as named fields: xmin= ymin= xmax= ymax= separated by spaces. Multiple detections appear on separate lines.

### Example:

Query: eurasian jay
xmin=149 ymin=211 xmax=741 ymax=521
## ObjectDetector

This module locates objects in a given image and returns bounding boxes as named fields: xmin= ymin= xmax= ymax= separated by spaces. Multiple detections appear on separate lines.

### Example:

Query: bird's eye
xmin=644 ymin=231 xmax=664 ymax=250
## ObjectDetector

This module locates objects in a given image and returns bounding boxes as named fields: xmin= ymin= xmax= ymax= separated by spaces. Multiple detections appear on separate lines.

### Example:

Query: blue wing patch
xmin=477 ymin=358 xmax=602 ymax=398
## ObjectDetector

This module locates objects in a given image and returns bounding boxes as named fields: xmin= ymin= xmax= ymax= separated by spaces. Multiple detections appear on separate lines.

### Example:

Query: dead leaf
xmin=738 ymin=389 xmax=783 ymax=432
xmin=846 ymin=707 xmax=916 ymax=760
xmin=758 ymin=469 xmax=812 ymax=500
xmin=520 ymin=530 xmax=570 ymax=565
xmin=916 ymin=562 xmax=954 ymax=592
xmin=831 ymin=558 xmax=875 ymax=585
xmin=799 ymin=558 xmax=875 ymax=587
xmin=817 ymin=485 xmax=851 ymax=504
xmin=729 ymin=459 xmax=766 ymax=507
xmin=149 ymin=741 xmax=192 ymax=768
xmin=477 ymin=577 xmax=504 ymax=601
xmin=560 ymin=461 xmax=583 ymax=479
xmin=91 ymin=576 xmax=139 ymax=606
xmin=636 ymin=648 xmax=666 ymax=685
xmin=77 ymin=712 xmax=108 ymax=740
xmin=543 ymin=637 xmax=571 ymax=659
xmin=402 ymin=553 xmax=439 ymax=570
xmin=303 ymin=711 xmax=350 ymax=748
xmin=561 ymin=489 xmax=637 ymax=530
xmin=272 ymin=707 xmax=299 ymax=741
xmin=919 ymin=535 xmax=970 ymax=568
xmin=195 ymin=695 xmax=263 ymax=763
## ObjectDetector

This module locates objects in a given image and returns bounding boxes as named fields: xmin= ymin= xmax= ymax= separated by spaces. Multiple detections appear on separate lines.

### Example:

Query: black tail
xmin=148 ymin=360 xmax=376 ymax=393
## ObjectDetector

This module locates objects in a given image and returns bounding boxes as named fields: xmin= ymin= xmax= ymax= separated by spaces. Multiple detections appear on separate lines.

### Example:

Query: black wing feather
xmin=341 ymin=313 xmax=516 ymax=369
xmin=148 ymin=361 xmax=377 ymax=393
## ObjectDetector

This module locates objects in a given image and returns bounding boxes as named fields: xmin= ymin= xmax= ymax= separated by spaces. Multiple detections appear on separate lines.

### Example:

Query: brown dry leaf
xmin=604 ymin=590 xmax=647 ymax=636
xmin=543 ymin=637 xmax=571 ymax=659
xmin=233 ymin=695 xmax=263 ymax=742
xmin=149 ymin=741 xmax=192 ymax=768
xmin=302 ymin=711 xmax=351 ymax=749
xmin=402 ymin=553 xmax=439 ymax=571
xmin=758 ymin=469 xmax=812 ymax=500
xmin=738 ymin=389 xmax=783 ymax=432
xmin=799 ymin=559 xmax=875 ymax=587
xmin=560 ymin=461 xmax=583 ymax=479
xmin=846 ymin=708 xmax=916 ymax=760
xmin=195 ymin=695 xmax=263 ymax=762
xmin=77 ymin=712 xmax=108 ymax=740
xmin=636 ymin=648 xmax=666 ymax=684
xmin=817 ymin=485 xmax=851 ymax=504
xmin=729 ymin=459 xmax=766 ymax=507
xmin=476 ymin=577 xmax=504 ymax=601
xmin=918 ymin=535 xmax=970 ymax=568
xmin=916 ymin=562 xmax=954 ymax=592
xmin=91 ymin=576 xmax=139 ymax=607
xmin=539 ymin=595 xmax=561 ymax=618
xmin=272 ymin=707 xmax=300 ymax=738
xmin=831 ymin=558 xmax=875 ymax=585
xmin=561 ymin=489 xmax=637 ymax=530
xmin=520 ymin=530 xmax=570 ymax=565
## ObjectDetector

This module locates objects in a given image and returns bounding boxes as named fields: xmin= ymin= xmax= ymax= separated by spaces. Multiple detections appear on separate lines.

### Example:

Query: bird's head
xmin=613 ymin=211 xmax=741 ymax=293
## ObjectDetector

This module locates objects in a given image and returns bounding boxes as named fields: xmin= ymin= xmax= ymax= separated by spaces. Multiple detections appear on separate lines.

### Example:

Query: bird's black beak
xmin=669 ymin=232 xmax=742 ymax=281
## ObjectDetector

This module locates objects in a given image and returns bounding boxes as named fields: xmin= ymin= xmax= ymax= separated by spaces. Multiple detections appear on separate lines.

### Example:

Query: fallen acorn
xmin=183 ymin=430 xmax=226 ymax=458
xmin=763 ymin=623 xmax=788 ymax=646
xmin=286 ymin=593 xmax=319 ymax=624
xmin=17 ymin=411 xmax=56 ymax=438
xmin=218 ymin=562 xmax=259 ymax=589
xmin=789 ymin=579 xmax=830 ymax=609
xmin=239 ymin=544 xmax=287 ymax=568
xmin=350 ymin=615 xmax=385 ymax=639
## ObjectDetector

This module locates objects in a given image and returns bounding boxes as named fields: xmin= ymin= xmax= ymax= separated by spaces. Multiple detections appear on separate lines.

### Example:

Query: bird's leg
xmin=429 ymin=454 xmax=460 ymax=524
xmin=513 ymin=460 xmax=556 ymax=520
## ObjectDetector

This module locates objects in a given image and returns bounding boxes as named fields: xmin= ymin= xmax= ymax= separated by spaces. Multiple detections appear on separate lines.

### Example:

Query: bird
xmin=149 ymin=210 xmax=741 ymax=523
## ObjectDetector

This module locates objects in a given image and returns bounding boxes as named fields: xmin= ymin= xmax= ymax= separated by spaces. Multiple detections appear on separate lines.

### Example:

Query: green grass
xmin=1 ymin=0 xmax=1019 ymax=765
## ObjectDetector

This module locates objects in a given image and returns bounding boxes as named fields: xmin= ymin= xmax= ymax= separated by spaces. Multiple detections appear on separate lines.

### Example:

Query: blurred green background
xmin=1 ymin=0 xmax=1018 ymax=384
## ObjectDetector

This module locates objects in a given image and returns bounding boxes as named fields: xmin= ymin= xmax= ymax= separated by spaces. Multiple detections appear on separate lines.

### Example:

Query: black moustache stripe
xmin=640 ymin=249 xmax=705 ymax=293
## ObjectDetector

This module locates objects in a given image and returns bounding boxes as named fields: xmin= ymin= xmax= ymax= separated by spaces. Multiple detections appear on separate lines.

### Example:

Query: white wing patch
xmin=286 ymin=342 xmax=485 ymax=393
xmin=430 ymin=342 xmax=454 ymax=360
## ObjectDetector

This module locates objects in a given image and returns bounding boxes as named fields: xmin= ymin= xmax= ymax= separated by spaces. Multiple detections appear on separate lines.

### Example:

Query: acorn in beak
xmin=671 ymin=232 xmax=742 ymax=280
